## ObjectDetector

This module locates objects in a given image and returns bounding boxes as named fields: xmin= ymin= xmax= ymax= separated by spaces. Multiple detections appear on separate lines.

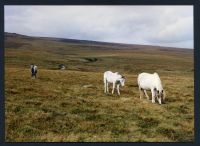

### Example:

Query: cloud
xmin=4 ymin=6 xmax=193 ymax=49
xmin=147 ymin=17 xmax=193 ymax=43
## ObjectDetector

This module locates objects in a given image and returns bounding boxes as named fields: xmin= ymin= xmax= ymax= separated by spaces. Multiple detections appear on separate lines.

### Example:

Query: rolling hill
xmin=5 ymin=32 xmax=194 ymax=142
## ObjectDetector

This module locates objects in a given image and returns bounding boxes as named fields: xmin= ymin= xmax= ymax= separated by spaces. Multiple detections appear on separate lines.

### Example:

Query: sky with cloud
xmin=4 ymin=6 xmax=193 ymax=49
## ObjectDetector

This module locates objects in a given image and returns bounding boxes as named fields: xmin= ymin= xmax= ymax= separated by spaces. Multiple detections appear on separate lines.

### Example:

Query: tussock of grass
xmin=137 ymin=117 xmax=160 ymax=128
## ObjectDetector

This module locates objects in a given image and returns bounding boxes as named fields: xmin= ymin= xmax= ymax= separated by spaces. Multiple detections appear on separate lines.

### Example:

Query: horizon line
xmin=4 ymin=31 xmax=194 ymax=50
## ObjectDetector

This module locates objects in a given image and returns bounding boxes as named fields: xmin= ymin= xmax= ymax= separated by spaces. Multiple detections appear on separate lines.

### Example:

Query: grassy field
xmin=5 ymin=33 xmax=194 ymax=142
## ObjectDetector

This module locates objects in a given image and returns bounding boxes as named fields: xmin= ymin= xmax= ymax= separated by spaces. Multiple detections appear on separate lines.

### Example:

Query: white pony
xmin=137 ymin=72 xmax=165 ymax=104
xmin=104 ymin=71 xmax=125 ymax=95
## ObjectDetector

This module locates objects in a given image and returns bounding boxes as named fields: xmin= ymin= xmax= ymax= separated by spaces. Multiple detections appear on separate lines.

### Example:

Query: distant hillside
xmin=4 ymin=31 xmax=193 ymax=72
xmin=4 ymin=32 xmax=192 ymax=52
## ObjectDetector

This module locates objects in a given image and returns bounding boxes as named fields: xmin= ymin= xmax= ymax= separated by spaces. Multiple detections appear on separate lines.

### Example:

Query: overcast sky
xmin=5 ymin=6 xmax=193 ymax=49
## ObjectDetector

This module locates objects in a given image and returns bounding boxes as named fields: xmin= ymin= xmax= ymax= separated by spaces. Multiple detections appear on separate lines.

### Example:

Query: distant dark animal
xmin=58 ymin=64 xmax=66 ymax=70
xmin=31 ymin=64 xmax=38 ymax=78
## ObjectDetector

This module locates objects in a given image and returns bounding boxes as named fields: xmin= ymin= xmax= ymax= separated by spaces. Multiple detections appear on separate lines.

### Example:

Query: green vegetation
xmin=5 ymin=33 xmax=194 ymax=142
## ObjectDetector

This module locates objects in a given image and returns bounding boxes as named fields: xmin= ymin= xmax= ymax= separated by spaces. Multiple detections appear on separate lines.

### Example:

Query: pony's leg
xmin=151 ymin=89 xmax=156 ymax=103
xmin=163 ymin=91 xmax=166 ymax=103
xmin=107 ymin=82 xmax=109 ymax=93
xmin=112 ymin=82 xmax=115 ymax=94
xmin=144 ymin=90 xmax=150 ymax=100
xmin=104 ymin=80 xmax=107 ymax=93
xmin=139 ymin=86 xmax=143 ymax=99
xmin=117 ymin=84 xmax=120 ymax=95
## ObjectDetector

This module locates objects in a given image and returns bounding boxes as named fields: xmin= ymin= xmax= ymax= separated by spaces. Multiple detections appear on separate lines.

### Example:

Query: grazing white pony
xmin=104 ymin=71 xmax=125 ymax=95
xmin=137 ymin=72 xmax=166 ymax=104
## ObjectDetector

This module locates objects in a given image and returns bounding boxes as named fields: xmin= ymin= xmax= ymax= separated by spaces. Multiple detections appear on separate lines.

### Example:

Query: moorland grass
xmin=5 ymin=33 xmax=194 ymax=142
